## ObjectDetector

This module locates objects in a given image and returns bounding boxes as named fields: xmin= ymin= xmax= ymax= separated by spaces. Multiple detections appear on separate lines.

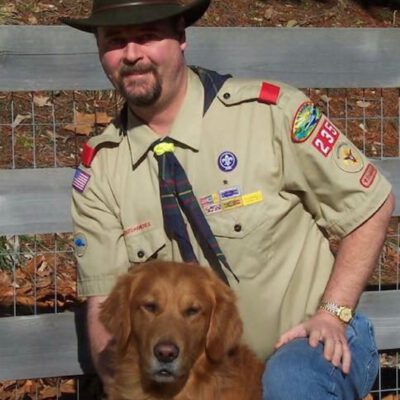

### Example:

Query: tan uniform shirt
xmin=71 ymin=69 xmax=392 ymax=360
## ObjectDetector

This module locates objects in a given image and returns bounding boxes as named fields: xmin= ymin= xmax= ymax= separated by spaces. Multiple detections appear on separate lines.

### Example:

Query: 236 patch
xmin=312 ymin=118 xmax=340 ymax=157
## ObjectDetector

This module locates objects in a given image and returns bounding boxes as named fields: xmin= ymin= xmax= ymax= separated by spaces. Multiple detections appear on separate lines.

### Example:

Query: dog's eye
xmin=142 ymin=302 xmax=158 ymax=313
xmin=184 ymin=306 xmax=200 ymax=317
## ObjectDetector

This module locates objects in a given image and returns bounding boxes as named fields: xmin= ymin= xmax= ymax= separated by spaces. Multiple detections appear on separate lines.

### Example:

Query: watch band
xmin=319 ymin=301 xmax=353 ymax=323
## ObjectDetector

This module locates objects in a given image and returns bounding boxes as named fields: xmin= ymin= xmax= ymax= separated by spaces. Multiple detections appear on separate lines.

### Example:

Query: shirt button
xmin=223 ymin=92 xmax=231 ymax=100
xmin=234 ymin=224 xmax=242 ymax=232
xmin=137 ymin=250 xmax=145 ymax=258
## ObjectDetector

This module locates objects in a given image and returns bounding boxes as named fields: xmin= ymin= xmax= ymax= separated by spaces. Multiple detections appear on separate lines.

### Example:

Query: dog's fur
xmin=100 ymin=261 xmax=264 ymax=400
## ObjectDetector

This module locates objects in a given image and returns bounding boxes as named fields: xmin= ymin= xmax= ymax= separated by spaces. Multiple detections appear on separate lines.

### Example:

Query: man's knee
xmin=262 ymin=338 xmax=340 ymax=400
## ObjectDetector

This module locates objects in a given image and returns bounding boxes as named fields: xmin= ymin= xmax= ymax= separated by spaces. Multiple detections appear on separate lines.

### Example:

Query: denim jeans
xmin=262 ymin=313 xmax=379 ymax=400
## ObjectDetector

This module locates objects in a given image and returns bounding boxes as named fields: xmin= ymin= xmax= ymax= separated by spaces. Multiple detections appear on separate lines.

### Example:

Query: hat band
xmin=93 ymin=0 xmax=180 ymax=14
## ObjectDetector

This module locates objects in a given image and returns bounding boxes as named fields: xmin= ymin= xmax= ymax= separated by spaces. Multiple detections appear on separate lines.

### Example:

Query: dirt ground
xmin=1 ymin=0 xmax=400 ymax=27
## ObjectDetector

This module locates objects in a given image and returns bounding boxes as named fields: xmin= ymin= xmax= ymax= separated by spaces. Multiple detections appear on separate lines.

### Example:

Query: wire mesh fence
xmin=0 ymin=88 xmax=399 ymax=399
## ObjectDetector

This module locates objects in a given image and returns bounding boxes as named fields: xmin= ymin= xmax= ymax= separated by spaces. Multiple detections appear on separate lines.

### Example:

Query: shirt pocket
xmin=124 ymin=227 xmax=166 ymax=264
xmin=206 ymin=203 xmax=272 ymax=279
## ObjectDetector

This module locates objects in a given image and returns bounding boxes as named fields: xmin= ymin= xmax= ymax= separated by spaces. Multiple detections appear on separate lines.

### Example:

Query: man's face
xmin=97 ymin=19 xmax=187 ymax=107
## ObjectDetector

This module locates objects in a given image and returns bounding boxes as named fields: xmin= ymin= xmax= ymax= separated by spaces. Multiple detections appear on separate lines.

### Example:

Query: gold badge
xmin=334 ymin=142 xmax=364 ymax=173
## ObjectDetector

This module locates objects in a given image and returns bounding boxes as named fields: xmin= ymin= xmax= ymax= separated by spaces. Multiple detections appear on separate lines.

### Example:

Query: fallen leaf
xmin=264 ymin=6 xmax=274 ymax=20
xmin=39 ymin=386 xmax=58 ymax=398
xmin=320 ymin=94 xmax=331 ymax=103
xmin=38 ymin=3 xmax=57 ymax=11
xmin=356 ymin=100 xmax=371 ymax=108
xmin=60 ymin=379 xmax=76 ymax=394
xmin=11 ymin=114 xmax=31 ymax=129
xmin=33 ymin=95 xmax=51 ymax=107
xmin=359 ymin=123 xmax=368 ymax=133
xmin=28 ymin=15 xmax=38 ymax=24
xmin=63 ymin=111 xmax=112 ymax=136
xmin=287 ymin=19 xmax=298 ymax=27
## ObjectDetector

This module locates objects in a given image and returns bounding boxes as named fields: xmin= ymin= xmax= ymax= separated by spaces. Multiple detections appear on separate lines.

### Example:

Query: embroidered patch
xmin=291 ymin=102 xmax=321 ymax=143
xmin=81 ymin=143 xmax=96 ymax=168
xmin=74 ymin=233 xmax=87 ymax=257
xmin=203 ymin=203 xmax=223 ymax=215
xmin=242 ymin=191 xmax=263 ymax=206
xmin=220 ymin=186 xmax=241 ymax=201
xmin=199 ymin=193 xmax=220 ymax=206
xmin=360 ymin=164 xmax=377 ymax=188
xmin=222 ymin=197 xmax=243 ymax=211
xmin=124 ymin=222 xmax=152 ymax=237
xmin=258 ymin=82 xmax=281 ymax=105
xmin=72 ymin=168 xmax=91 ymax=193
xmin=218 ymin=151 xmax=238 ymax=172
xmin=312 ymin=118 xmax=340 ymax=157
xmin=334 ymin=142 xmax=364 ymax=173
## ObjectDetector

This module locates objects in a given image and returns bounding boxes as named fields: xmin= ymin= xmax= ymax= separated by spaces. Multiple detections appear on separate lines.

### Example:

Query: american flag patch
xmin=73 ymin=168 xmax=91 ymax=193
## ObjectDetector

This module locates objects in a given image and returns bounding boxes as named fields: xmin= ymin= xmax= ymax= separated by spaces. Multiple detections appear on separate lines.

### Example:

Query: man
xmin=62 ymin=0 xmax=395 ymax=398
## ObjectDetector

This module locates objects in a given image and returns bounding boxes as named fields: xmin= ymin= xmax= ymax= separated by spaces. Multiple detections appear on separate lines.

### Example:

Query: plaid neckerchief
xmin=153 ymin=139 xmax=238 ymax=286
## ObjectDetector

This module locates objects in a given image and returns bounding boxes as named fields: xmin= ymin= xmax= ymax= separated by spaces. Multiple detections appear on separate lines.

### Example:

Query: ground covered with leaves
xmin=1 ymin=0 xmax=400 ymax=27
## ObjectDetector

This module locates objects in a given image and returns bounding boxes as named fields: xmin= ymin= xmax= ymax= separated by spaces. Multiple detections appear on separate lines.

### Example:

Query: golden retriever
xmin=100 ymin=261 xmax=264 ymax=400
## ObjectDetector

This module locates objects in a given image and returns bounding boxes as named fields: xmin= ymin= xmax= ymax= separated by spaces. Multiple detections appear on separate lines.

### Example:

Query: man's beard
xmin=119 ymin=64 xmax=162 ymax=107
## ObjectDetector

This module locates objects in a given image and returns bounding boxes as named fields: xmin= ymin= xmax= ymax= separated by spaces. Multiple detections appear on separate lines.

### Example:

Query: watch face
xmin=339 ymin=308 xmax=353 ymax=323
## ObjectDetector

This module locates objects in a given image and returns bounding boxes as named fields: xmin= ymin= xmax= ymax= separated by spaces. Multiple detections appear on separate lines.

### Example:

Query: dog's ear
xmin=100 ymin=270 xmax=141 ymax=351
xmin=205 ymin=272 xmax=243 ymax=362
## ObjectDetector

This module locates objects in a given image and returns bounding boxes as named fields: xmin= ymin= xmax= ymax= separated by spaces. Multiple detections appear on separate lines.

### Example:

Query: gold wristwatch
xmin=319 ymin=301 xmax=353 ymax=323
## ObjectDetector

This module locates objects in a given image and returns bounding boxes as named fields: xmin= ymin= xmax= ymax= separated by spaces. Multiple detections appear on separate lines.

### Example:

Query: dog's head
xmin=100 ymin=261 xmax=243 ymax=388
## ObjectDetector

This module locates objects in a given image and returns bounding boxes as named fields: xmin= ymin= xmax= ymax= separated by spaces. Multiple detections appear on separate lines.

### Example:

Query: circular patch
xmin=334 ymin=142 xmax=364 ymax=173
xmin=218 ymin=151 xmax=238 ymax=172
xmin=74 ymin=233 xmax=88 ymax=257
xmin=291 ymin=102 xmax=321 ymax=143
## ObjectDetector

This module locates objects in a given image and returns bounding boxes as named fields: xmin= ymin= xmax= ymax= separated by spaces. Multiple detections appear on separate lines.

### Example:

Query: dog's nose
xmin=154 ymin=342 xmax=180 ymax=363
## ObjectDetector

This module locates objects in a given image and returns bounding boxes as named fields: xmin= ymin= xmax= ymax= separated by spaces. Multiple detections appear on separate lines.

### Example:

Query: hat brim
xmin=60 ymin=0 xmax=210 ymax=33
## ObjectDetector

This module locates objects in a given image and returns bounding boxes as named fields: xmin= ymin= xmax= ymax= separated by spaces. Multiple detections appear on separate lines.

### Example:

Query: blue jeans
xmin=262 ymin=313 xmax=379 ymax=400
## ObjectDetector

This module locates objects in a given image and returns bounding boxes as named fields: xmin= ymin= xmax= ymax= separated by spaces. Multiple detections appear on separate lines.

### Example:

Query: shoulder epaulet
xmin=81 ymin=142 xmax=97 ymax=168
xmin=217 ymin=78 xmax=283 ymax=106
xmin=258 ymin=82 xmax=281 ymax=105
xmin=80 ymin=121 xmax=125 ymax=168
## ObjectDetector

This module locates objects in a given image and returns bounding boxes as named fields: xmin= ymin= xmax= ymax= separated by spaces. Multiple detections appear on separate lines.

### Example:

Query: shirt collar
xmin=127 ymin=68 xmax=204 ymax=168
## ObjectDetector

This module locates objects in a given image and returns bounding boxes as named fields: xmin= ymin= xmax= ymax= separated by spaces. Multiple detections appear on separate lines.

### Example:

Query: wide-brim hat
xmin=60 ymin=0 xmax=210 ymax=33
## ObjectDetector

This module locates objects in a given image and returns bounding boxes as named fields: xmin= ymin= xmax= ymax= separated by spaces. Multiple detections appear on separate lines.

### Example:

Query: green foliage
xmin=0 ymin=236 xmax=17 ymax=271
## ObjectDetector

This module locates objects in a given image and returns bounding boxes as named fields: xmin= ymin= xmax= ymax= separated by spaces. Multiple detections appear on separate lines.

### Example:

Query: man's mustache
xmin=120 ymin=64 xmax=156 ymax=76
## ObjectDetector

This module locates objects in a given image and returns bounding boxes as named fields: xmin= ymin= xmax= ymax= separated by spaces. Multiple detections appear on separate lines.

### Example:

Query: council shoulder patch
xmin=291 ymin=101 xmax=321 ymax=143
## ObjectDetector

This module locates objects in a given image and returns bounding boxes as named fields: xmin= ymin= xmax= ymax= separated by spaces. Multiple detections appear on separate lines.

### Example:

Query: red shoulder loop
xmin=258 ymin=82 xmax=281 ymax=105
xmin=81 ymin=142 xmax=96 ymax=168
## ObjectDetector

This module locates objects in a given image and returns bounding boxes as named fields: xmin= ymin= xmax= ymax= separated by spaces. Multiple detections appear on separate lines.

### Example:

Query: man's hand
xmin=274 ymin=311 xmax=351 ymax=374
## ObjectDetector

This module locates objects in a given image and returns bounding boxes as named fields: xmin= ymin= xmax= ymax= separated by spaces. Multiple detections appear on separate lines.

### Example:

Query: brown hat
xmin=60 ymin=0 xmax=210 ymax=33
